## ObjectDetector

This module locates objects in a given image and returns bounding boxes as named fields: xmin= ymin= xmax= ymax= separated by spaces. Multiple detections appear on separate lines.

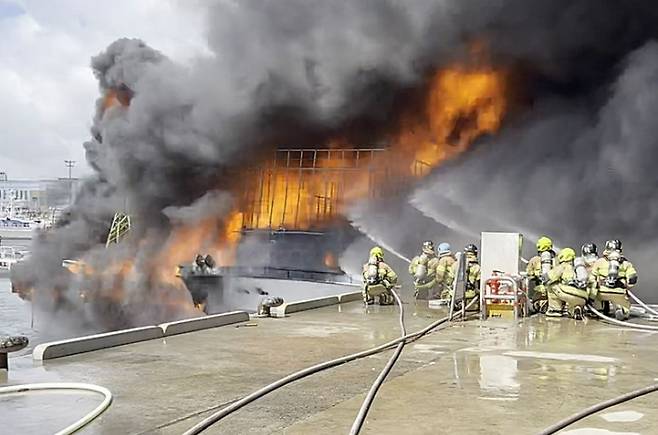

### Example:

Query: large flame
xmin=404 ymin=67 xmax=506 ymax=168
xmin=163 ymin=65 xmax=507 ymax=268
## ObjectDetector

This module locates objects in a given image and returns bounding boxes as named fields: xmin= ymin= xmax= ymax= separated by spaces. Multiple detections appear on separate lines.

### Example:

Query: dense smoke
xmin=15 ymin=0 xmax=658 ymax=328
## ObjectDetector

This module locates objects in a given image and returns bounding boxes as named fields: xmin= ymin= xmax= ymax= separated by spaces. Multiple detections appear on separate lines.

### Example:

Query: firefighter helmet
xmin=581 ymin=243 xmax=597 ymax=257
xmin=558 ymin=248 xmax=576 ymax=263
xmin=464 ymin=244 xmax=478 ymax=256
xmin=605 ymin=239 xmax=622 ymax=251
xmin=422 ymin=240 xmax=435 ymax=254
xmin=536 ymin=236 xmax=553 ymax=253
xmin=369 ymin=246 xmax=384 ymax=260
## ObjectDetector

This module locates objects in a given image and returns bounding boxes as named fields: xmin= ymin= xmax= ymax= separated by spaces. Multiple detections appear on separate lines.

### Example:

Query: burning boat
xmin=177 ymin=147 xmax=399 ymax=313
xmin=179 ymin=227 xmax=360 ymax=313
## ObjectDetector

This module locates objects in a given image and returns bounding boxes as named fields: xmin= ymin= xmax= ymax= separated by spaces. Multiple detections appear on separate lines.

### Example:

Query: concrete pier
xmin=2 ymin=300 xmax=658 ymax=434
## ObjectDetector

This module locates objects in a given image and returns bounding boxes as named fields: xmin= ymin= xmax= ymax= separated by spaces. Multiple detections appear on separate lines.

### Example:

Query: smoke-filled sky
xmin=0 ymin=0 xmax=209 ymax=179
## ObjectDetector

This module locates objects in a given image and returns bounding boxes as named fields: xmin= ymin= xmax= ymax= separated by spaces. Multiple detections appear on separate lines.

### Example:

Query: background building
xmin=0 ymin=172 xmax=80 ymax=216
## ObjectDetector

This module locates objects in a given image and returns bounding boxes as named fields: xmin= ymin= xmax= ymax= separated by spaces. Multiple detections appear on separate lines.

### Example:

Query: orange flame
xmin=234 ymin=65 xmax=507 ymax=232
xmin=153 ymin=65 xmax=506 ymax=286
xmin=102 ymin=90 xmax=120 ymax=111
xmin=408 ymin=67 xmax=506 ymax=167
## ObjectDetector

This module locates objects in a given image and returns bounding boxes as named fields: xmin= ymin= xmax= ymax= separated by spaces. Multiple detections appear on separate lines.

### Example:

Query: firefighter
xmin=436 ymin=242 xmax=456 ymax=300
xmin=546 ymin=248 xmax=588 ymax=320
xmin=409 ymin=241 xmax=440 ymax=300
xmin=451 ymin=244 xmax=480 ymax=310
xmin=362 ymin=246 xmax=398 ymax=305
xmin=590 ymin=240 xmax=637 ymax=320
xmin=191 ymin=254 xmax=208 ymax=274
xmin=526 ymin=236 xmax=556 ymax=313
xmin=574 ymin=243 xmax=598 ymax=295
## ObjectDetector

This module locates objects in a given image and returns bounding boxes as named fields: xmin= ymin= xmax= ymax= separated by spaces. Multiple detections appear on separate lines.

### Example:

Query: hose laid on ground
xmin=183 ymin=299 xmax=474 ymax=435
xmin=0 ymin=382 xmax=112 ymax=435
xmin=538 ymin=383 xmax=658 ymax=435
xmin=628 ymin=290 xmax=658 ymax=317
xmin=349 ymin=288 xmax=406 ymax=435
xmin=587 ymin=304 xmax=658 ymax=331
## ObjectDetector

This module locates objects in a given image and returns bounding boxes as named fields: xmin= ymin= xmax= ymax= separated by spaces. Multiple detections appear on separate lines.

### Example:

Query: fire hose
xmin=535 ymin=296 xmax=658 ymax=432
xmin=587 ymin=304 xmax=658 ymax=331
xmin=628 ymin=290 xmax=658 ymax=317
xmin=349 ymin=287 xmax=406 ymax=435
xmin=0 ymin=382 xmax=112 ymax=435
xmin=538 ymin=383 xmax=658 ymax=435
xmin=183 ymin=298 xmax=474 ymax=435
xmin=349 ymin=293 xmax=478 ymax=435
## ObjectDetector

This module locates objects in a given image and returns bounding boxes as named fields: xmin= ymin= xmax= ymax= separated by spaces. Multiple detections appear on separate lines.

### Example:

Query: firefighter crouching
xmin=409 ymin=241 xmax=440 ymax=300
xmin=589 ymin=240 xmax=637 ymax=320
xmin=573 ymin=243 xmax=598 ymax=306
xmin=362 ymin=246 xmax=398 ymax=305
xmin=545 ymin=248 xmax=587 ymax=320
xmin=526 ymin=236 xmax=556 ymax=313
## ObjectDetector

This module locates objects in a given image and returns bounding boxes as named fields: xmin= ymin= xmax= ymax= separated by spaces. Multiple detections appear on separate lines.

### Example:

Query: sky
xmin=0 ymin=0 xmax=211 ymax=180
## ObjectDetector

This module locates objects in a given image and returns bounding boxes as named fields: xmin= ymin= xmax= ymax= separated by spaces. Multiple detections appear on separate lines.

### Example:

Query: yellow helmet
xmin=536 ymin=236 xmax=553 ymax=252
xmin=369 ymin=246 xmax=384 ymax=260
xmin=557 ymin=248 xmax=576 ymax=263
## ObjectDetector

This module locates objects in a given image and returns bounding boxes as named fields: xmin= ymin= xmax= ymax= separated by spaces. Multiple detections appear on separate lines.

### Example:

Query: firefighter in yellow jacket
xmin=451 ymin=244 xmax=480 ymax=309
xmin=589 ymin=240 xmax=637 ymax=320
xmin=362 ymin=246 xmax=398 ymax=305
xmin=546 ymin=248 xmax=588 ymax=320
xmin=436 ymin=242 xmax=456 ymax=300
xmin=409 ymin=241 xmax=440 ymax=300
xmin=526 ymin=236 xmax=556 ymax=313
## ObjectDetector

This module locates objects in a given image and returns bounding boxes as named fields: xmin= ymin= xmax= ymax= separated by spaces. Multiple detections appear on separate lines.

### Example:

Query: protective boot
xmin=546 ymin=309 xmax=563 ymax=317
xmin=615 ymin=306 xmax=625 ymax=321
xmin=379 ymin=292 xmax=395 ymax=305
xmin=532 ymin=299 xmax=548 ymax=314
xmin=573 ymin=306 xmax=583 ymax=320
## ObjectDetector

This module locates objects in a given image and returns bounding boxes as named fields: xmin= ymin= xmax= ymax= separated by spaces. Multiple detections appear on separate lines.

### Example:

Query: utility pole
xmin=64 ymin=160 xmax=76 ymax=205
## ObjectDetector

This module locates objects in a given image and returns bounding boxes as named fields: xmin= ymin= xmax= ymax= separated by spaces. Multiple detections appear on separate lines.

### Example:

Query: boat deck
xmin=3 ymin=295 xmax=658 ymax=434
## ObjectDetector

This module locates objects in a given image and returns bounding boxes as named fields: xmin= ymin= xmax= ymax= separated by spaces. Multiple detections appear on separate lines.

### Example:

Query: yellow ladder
xmin=106 ymin=212 xmax=131 ymax=246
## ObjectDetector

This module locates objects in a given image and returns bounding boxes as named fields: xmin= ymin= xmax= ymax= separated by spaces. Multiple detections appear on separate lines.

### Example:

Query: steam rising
xmin=15 ymin=0 xmax=658 ymax=328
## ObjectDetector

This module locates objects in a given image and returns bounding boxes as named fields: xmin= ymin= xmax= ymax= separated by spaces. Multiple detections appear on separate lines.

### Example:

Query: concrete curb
xmin=159 ymin=311 xmax=249 ymax=336
xmin=33 ymin=326 xmax=164 ymax=361
xmin=338 ymin=291 xmax=362 ymax=303
xmin=271 ymin=295 xmax=340 ymax=318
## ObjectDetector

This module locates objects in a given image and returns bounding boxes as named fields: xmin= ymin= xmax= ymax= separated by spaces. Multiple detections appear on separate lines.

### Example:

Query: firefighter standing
xmin=451 ymin=244 xmax=480 ymax=309
xmin=409 ymin=241 xmax=440 ymax=300
xmin=191 ymin=254 xmax=208 ymax=275
xmin=589 ymin=240 xmax=637 ymax=320
xmin=526 ymin=236 xmax=556 ymax=313
xmin=436 ymin=242 xmax=457 ymax=300
xmin=362 ymin=246 xmax=398 ymax=305
xmin=545 ymin=248 xmax=588 ymax=320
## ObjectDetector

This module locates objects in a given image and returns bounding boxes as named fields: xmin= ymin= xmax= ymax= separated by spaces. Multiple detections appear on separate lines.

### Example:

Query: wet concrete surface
xmin=2 ymin=299 xmax=658 ymax=434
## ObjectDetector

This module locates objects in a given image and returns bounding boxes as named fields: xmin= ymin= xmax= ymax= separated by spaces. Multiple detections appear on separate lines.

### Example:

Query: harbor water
xmin=0 ymin=278 xmax=40 ymax=356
